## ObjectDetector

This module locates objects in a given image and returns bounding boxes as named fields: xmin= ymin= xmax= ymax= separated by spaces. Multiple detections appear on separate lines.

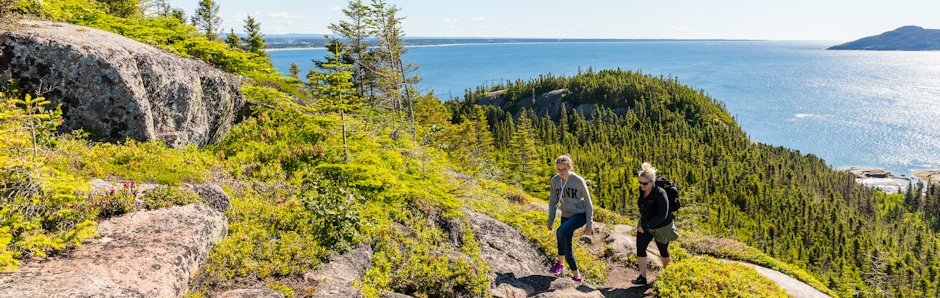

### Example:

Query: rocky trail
xmin=0 ymin=188 xmax=828 ymax=297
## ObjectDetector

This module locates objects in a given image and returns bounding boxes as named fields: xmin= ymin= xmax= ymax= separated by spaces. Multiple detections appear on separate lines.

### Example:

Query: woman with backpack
xmin=546 ymin=154 xmax=594 ymax=282
xmin=632 ymin=162 xmax=679 ymax=285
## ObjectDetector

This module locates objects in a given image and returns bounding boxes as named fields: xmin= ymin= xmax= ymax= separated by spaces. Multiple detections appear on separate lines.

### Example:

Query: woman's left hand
xmin=583 ymin=227 xmax=593 ymax=235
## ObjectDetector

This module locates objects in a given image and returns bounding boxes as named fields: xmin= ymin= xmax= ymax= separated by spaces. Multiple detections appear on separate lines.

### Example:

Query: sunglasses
xmin=556 ymin=167 xmax=570 ymax=172
xmin=639 ymin=180 xmax=652 ymax=186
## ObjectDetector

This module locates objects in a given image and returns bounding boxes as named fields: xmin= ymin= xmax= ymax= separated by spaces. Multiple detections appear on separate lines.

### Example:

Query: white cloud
xmin=443 ymin=18 xmax=459 ymax=23
xmin=472 ymin=17 xmax=486 ymax=21
xmin=267 ymin=12 xmax=302 ymax=19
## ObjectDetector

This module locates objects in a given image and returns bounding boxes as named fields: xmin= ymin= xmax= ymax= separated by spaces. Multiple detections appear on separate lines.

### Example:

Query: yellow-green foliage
xmin=0 ymin=226 xmax=17 ymax=271
xmin=332 ymin=120 xmax=488 ymax=297
xmin=0 ymin=93 xmax=97 ymax=270
xmin=212 ymin=91 xmax=330 ymax=182
xmin=266 ymin=282 xmax=295 ymax=298
xmin=679 ymin=233 xmax=839 ymax=297
xmin=656 ymin=256 xmax=788 ymax=297
xmin=202 ymin=189 xmax=329 ymax=280
xmin=50 ymin=139 xmax=213 ymax=185
xmin=360 ymin=210 xmax=489 ymax=297
xmin=141 ymin=185 xmax=201 ymax=210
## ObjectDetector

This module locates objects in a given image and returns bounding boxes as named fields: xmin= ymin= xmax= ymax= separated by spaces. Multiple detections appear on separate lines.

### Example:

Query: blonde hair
xmin=555 ymin=154 xmax=573 ymax=169
xmin=638 ymin=162 xmax=657 ymax=182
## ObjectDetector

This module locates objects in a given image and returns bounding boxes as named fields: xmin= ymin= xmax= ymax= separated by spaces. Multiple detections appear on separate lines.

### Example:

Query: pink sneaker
xmin=572 ymin=275 xmax=583 ymax=283
xmin=549 ymin=261 xmax=564 ymax=275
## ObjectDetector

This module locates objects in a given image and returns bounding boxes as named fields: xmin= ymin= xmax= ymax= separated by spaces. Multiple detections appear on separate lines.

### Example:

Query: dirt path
xmin=582 ymin=226 xmax=657 ymax=298
xmin=598 ymin=260 xmax=655 ymax=298
xmin=581 ymin=224 xmax=830 ymax=298
xmin=741 ymin=262 xmax=830 ymax=298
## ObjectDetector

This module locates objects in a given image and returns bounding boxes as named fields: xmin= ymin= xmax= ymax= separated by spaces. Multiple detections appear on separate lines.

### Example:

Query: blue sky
xmin=168 ymin=0 xmax=940 ymax=41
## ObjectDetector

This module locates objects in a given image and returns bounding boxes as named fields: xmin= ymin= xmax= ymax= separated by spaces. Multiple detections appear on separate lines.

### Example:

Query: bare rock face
xmin=0 ymin=21 xmax=247 ymax=147
xmin=464 ymin=209 xmax=548 ymax=278
xmin=219 ymin=289 xmax=286 ymax=298
xmin=0 ymin=204 xmax=228 ymax=297
xmin=303 ymin=243 xmax=374 ymax=298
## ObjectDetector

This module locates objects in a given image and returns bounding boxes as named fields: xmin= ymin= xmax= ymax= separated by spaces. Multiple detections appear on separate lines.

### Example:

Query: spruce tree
xmin=328 ymin=0 xmax=374 ymax=99
xmin=307 ymin=47 xmax=361 ymax=161
xmin=242 ymin=15 xmax=266 ymax=56
xmin=224 ymin=28 xmax=241 ymax=49
xmin=288 ymin=63 xmax=300 ymax=79
xmin=510 ymin=109 xmax=542 ymax=191
xmin=103 ymin=0 xmax=141 ymax=18
xmin=369 ymin=0 xmax=419 ymax=140
xmin=191 ymin=0 xmax=221 ymax=40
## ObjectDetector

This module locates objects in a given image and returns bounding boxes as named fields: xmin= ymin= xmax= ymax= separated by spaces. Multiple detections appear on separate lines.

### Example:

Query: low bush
xmin=655 ymin=256 xmax=788 ymax=297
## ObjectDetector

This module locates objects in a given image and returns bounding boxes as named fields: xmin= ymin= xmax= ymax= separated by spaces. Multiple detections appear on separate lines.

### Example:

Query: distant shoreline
xmin=843 ymin=166 xmax=940 ymax=192
xmin=264 ymin=38 xmax=769 ymax=51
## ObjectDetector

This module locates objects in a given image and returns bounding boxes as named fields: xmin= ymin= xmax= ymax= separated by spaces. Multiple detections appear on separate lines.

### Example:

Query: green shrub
xmin=679 ymin=233 xmax=838 ymax=297
xmin=656 ymin=256 xmax=788 ymax=297
xmin=200 ymin=190 xmax=329 ymax=280
xmin=266 ymin=282 xmax=295 ymax=298
xmin=88 ymin=184 xmax=135 ymax=217
xmin=0 ymin=93 xmax=100 ymax=270
xmin=50 ymin=139 xmax=213 ymax=185
xmin=141 ymin=185 xmax=201 ymax=210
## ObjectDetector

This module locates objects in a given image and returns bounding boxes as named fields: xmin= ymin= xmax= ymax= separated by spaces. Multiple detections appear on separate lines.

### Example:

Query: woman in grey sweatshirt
xmin=546 ymin=154 xmax=594 ymax=282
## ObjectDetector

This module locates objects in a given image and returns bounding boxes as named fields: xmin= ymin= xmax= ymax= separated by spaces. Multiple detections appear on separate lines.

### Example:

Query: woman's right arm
xmin=547 ymin=178 xmax=558 ymax=229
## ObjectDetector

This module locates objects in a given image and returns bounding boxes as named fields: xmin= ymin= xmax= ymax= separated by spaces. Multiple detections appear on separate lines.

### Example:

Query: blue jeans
xmin=556 ymin=212 xmax=587 ymax=271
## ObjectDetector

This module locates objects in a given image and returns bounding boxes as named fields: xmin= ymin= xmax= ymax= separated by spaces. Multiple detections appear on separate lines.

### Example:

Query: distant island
xmin=828 ymin=25 xmax=940 ymax=50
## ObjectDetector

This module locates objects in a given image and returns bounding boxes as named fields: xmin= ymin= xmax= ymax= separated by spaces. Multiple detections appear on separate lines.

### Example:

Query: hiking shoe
xmin=549 ymin=261 xmax=564 ymax=275
xmin=572 ymin=275 xmax=583 ymax=283
xmin=631 ymin=275 xmax=647 ymax=285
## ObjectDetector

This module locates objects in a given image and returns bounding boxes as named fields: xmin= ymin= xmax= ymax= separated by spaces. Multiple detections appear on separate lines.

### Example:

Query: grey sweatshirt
xmin=547 ymin=172 xmax=594 ymax=230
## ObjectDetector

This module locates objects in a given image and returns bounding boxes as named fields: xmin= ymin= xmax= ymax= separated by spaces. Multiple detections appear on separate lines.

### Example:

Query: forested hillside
xmin=449 ymin=69 xmax=940 ymax=296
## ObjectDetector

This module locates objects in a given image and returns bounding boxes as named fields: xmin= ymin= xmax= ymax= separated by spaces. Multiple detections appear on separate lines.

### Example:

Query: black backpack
xmin=655 ymin=176 xmax=681 ymax=213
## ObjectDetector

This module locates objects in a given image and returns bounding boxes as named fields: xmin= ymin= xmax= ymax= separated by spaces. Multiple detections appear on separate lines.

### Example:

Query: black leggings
xmin=636 ymin=229 xmax=670 ymax=258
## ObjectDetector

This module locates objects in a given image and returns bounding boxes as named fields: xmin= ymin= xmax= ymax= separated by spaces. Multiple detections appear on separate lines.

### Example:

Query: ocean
xmin=268 ymin=41 xmax=940 ymax=178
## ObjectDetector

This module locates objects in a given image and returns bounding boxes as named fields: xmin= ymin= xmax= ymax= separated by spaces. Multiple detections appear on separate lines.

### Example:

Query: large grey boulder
xmin=0 ymin=204 xmax=228 ymax=297
xmin=0 ymin=20 xmax=247 ymax=147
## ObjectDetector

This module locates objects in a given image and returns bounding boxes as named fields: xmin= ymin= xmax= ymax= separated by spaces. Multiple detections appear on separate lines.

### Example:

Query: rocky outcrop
xmin=477 ymin=88 xmax=628 ymax=120
xmin=0 ymin=20 xmax=247 ymax=147
xmin=303 ymin=243 xmax=374 ymax=298
xmin=219 ymin=289 xmax=286 ymax=298
xmin=465 ymin=209 xmax=548 ymax=278
xmin=464 ymin=209 xmax=605 ymax=297
xmin=844 ymin=166 xmax=894 ymax=179
xmin=0 ymin=204 xmax=228 ymax=297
